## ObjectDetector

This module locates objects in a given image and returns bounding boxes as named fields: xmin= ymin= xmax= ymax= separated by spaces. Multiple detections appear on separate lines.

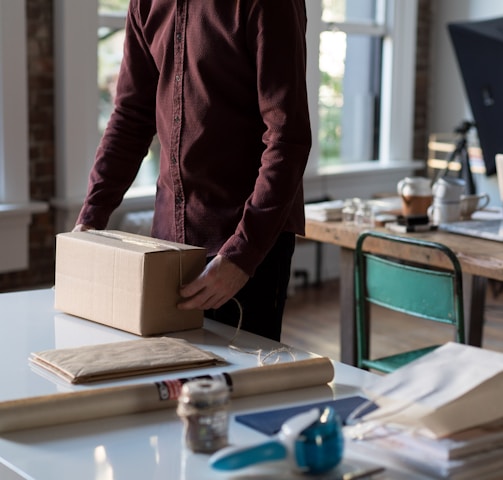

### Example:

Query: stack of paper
xmin=345 ymin=343 xmax=503 ymax=479
xmin=347 ymin=420 xmax=503 ymax=479
xmin=367 ymin=196 xmax=403 ymax=214
xmin=304 ymin=200 xmax=345 ymax=221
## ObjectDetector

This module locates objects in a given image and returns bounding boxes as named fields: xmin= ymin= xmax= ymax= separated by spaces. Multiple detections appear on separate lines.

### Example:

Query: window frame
xmin=306 ymin=0 xmax=418 ymax=176
xmin=0 ymin=0 xmax=47 ymax=273
xmin=0 ymin=0 xmax=28 ymax=204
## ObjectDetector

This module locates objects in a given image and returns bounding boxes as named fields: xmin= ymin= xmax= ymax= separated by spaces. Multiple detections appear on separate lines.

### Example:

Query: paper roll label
xmin=155 ymin=373 xmax=233 ymax=401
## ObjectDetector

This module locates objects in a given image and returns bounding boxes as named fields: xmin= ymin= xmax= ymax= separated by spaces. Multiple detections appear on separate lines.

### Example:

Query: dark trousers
xmin=205 ymin=232 xmax=296 ymax=341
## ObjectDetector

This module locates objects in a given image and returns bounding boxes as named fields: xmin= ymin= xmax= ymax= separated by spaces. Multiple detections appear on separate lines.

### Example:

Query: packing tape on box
xmin=88 ymin=230 xmax=175 ymax=250
xmin=88 ymin=229 xmax=185 ymax=284
xmin=0 ymin=357 xmax=334 ymax=433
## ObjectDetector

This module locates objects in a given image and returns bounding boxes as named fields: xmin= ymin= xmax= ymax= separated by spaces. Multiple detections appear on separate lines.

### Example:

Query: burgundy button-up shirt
xmin=77 ymin=0 xmax=312 ymax=276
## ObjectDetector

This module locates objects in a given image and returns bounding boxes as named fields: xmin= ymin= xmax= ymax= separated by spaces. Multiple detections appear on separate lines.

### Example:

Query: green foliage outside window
xmin=319 ymin=71 xmax=343 ymax=166
xmin=99 ymin=0 xmax=129 ymax=14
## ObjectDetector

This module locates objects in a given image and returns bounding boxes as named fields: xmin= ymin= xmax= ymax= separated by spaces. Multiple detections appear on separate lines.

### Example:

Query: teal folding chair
xmin=354 ymin=231 xmax=465 ymax=373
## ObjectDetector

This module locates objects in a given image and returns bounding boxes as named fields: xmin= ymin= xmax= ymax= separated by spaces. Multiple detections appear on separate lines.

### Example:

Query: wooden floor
xmin=281 ymin=279 xmax=503 ymax=362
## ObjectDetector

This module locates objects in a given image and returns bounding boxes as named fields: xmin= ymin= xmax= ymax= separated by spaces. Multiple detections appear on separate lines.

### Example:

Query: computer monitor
xmin=448 ymin=17 xmax=503 ymax=176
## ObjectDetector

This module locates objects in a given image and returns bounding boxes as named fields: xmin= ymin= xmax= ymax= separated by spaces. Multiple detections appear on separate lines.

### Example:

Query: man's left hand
xmin=177 ymin=255 xmax=249 ymax=310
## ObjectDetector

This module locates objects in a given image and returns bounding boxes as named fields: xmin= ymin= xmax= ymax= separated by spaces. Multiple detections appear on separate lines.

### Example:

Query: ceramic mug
xmin=428 ymin=201 xmax=461 ymax=225
xmin=460 ymin=193 xmax=490 ymax=219
xmin=397 ymin=176 xmax=433 ymax=216
xmin=432 ymin=177 xmax=466 ymax=203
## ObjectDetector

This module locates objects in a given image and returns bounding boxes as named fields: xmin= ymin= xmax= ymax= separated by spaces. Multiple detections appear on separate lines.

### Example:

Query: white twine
xmin=226 ymin=297 xmax=296 ymax=366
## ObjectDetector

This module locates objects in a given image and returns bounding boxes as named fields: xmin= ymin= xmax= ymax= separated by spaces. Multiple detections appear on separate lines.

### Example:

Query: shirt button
xmin=175 ymin=74 xmax=181 ymax=82
xmin=176 ymin=32 xmax=182 ymax=42
xmin=171 ymin=155 xmax=177 ymax=164
xmin=174 ymin=115 xmax=180 ymax=123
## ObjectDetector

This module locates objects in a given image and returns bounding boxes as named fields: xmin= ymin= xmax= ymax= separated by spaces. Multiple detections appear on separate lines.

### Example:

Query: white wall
xmin=429 ymin=0 xmax=503 ymax=205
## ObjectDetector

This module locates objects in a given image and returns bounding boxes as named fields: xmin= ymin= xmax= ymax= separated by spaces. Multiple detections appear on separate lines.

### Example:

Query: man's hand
xmin=178 ymin=255 xmax=249 ymax=310
xmin=72 ymin=224 xmax=93 ymax=232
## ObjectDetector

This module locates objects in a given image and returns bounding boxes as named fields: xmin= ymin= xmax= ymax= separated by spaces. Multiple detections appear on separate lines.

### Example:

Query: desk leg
xmin=340 ymin=247 xmax=357 ymax=366
xmin=463 ymin=274 xmax=486 ymax=347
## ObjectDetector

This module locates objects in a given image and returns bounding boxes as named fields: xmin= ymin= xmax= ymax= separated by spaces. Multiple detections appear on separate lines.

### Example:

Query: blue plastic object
xmin=210 ymin=440 xmax=287 ymax=471
xmin=295 ymin=406 xmax=344 ymax=474
xmin=210 ymin=407 xmax=344 ymax=474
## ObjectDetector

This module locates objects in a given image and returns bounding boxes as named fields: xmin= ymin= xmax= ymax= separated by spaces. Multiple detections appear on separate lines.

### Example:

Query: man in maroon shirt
xmin=74 ymin=0 xmax=311 ymax=341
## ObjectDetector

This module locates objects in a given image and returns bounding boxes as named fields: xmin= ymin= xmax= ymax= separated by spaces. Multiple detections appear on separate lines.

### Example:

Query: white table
xmin=0 ymin=288 xmax=430 ymax=480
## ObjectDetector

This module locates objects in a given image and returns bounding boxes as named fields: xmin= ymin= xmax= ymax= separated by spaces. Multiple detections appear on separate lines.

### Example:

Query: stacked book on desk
xmin=304 ymin=199 xmax=345 ymax=221
xmin=348 ymin=420 xmax=503 ymax=479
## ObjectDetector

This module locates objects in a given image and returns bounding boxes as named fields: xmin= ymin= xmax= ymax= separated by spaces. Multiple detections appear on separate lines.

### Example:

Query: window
xmin=309 ymin=0 xmax=417 ymax=173
xmin=319 ymin=0 xmax=384 ymax=167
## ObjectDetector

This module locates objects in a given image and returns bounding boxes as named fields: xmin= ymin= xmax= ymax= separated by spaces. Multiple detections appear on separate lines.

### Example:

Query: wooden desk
xmin=304 ymin=219 xmax=503 ymax=365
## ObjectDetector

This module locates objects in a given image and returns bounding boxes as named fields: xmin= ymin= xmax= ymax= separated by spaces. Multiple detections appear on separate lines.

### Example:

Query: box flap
xmin=57 ymin=230 xmax=206 ymax=255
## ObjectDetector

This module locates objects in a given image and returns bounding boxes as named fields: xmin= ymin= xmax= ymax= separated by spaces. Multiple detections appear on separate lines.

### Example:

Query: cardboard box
xmin=54 ymin=230 xmax=206 ymax=336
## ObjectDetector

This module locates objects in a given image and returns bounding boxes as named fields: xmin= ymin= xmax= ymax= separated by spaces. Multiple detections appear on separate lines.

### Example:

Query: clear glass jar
xmin=176 ymin=378 xmax=230 ymax=453
xmin=342 ymin=198 xmax=361 ymax=224
xmin=354 ymin=201 xmax=374 ymax=227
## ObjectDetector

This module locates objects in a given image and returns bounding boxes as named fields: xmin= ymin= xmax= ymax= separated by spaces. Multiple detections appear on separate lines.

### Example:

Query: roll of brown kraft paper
xmin=0 ymin=357 xmax=334 ymax=433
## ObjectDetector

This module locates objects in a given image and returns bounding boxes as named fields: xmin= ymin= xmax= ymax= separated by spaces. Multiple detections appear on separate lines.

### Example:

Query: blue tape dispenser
xmin=209 ymin=406 xmax=344 ymax=474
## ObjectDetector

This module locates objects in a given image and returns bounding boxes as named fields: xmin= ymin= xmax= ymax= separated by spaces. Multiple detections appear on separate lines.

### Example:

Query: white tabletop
xmin=0 ymin=289 xmax=429 ymax=480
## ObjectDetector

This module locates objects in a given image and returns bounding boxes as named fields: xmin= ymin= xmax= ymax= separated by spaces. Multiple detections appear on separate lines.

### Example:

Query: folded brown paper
xmin=30 ymin=337 xmax=226 ymax=384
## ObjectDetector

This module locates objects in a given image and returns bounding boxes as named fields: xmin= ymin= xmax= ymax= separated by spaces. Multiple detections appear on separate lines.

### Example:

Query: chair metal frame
xmin=354 ymin=231 xmax=466 ymax=373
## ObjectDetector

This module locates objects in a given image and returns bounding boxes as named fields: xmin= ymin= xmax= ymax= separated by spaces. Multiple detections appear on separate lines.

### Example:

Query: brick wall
xmin=414 ymin=0 xmax=433 ymax=163
xmin=0 ymin=0 xmax=433 ymax=292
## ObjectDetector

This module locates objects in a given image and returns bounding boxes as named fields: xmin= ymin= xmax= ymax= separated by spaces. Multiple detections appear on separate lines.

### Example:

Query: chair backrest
xmin=354 ymin=231 xmax=465 ymax=372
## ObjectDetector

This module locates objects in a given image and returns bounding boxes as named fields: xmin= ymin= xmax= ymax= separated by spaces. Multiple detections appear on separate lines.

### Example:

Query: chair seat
xmin=360 ymin=345 xmax=440 ymax=374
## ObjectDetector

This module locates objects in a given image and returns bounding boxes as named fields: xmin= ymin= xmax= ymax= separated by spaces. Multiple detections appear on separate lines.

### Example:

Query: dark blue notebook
xmin=234 ymin=395 xmax=376 ymax=436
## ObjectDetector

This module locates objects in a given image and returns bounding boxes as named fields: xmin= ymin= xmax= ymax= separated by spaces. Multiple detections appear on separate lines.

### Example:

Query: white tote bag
xmin=358 ymin=342 xmax=503 ymax=438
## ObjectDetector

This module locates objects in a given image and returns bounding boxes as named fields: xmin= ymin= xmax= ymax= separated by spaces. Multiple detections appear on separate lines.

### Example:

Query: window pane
xmin=98 ymin=1 xmax=159 ymax=189
xmin=319 ymin=31 xmax=345 ymax=165
xmin=98 ymin=29 xmax=124 ymax=133
xmin=322 ymin=0 xmax=379 ymax=24
xmin=319 ymin=30 xmax=381 ymax=167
